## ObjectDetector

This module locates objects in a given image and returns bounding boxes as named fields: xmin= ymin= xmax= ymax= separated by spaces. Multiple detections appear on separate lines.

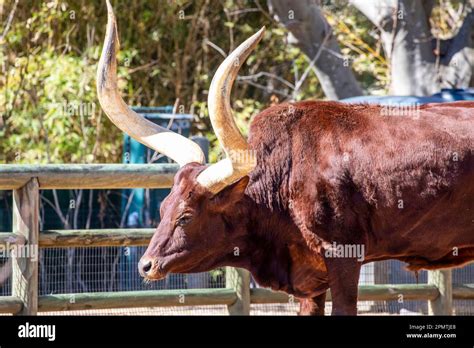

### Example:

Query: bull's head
xmin=97 ymin=1 xmax=264 ymax=280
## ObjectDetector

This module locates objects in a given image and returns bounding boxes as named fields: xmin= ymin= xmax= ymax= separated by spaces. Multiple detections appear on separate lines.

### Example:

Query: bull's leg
xmin=298 ymin=292 xmax=327 ymax=315
xmin=323 ymin=257 xmax=361 ymax=315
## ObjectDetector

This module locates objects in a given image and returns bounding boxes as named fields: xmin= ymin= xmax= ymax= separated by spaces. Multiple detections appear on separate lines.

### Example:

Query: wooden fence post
xmin=226 ymin=267 xmax=250 ymax=315
xmin=428 ymin=269 xmax=453 ymax=315
xmin=12 ymin=178 xmax=39 ymax=315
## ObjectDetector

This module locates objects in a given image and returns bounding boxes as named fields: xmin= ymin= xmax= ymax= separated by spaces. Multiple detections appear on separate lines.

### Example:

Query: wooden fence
xmin=0 ymin=164 xmax=473 ymax=315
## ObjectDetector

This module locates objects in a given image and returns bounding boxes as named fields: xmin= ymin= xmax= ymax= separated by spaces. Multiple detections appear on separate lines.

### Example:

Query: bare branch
xmin=119 ymin=191 xmax=136 ymax=228
xmin=227 ymin=8 xmax=261 ymax=16
xmin=0 ymin=259 xmax=11 ymax=285
xmin=238 ymin=71 xmax=295 ymax=89
xmin=0 ymin=0 xmax=19 ymax=42
xmin=293 ymin=31 xmax=331 ymax=99
xmin=204 ymin=39 xmax=227 ymax=58
xmin=128 ymin=60 xmax=159 ymax=74
xmin=41 ymin=191 xmax=70 ymax=229
xmin=237 ymin=79 xmax=291 ymax=98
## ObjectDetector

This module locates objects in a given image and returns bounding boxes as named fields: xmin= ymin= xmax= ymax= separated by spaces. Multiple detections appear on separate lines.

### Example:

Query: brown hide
xmin=248 ymin=101 xmax=473 ymax=268
xmin=246 ymin=100 xmax=473 ymax=314
xmin=141 ymin=100 xmax=473 ymax=315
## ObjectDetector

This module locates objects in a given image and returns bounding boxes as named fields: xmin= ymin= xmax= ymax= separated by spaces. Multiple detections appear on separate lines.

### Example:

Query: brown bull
xmin=97 ymin=1 xmax=474 ymax=315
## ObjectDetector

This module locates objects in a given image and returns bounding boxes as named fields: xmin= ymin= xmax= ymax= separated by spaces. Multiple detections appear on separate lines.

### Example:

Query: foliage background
xmin=0 ymin=0 xmax=467 ymax=164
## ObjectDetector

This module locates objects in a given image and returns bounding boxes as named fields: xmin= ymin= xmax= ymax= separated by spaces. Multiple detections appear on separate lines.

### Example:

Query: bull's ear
xmin=212 ymin=176 xmax=249 ymax=208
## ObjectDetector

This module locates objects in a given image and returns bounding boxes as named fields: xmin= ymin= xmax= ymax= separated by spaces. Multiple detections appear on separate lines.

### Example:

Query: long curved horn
xmin=97 ymin=0 xmax=205 ymax=166
xmin=197 ymin=27 xmax=265 ymax=194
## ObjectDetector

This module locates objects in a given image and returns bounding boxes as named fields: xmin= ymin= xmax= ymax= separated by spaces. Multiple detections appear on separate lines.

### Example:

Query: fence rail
xmin=0 ymin=164 xmax=178 ymax=189
xmin=0 ymin=164 xmax=473 ymax=315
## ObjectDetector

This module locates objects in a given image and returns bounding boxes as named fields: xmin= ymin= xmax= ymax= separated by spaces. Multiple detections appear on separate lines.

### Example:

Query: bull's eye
xmin=176 ymin=215 xmax=192 ymax=227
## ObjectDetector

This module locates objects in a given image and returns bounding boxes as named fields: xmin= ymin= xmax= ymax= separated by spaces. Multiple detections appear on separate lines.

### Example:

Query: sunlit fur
xmin=140 ymin=100 xmax=474 ymax=315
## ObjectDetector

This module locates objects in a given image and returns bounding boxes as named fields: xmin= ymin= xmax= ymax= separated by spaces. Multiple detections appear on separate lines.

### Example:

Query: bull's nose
xmin=138 ymin=258 xmax=153 ymax=277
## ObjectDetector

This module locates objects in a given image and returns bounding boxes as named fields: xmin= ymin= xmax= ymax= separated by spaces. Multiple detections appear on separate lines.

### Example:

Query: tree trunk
xmin=439 ymin=11 xmax=474 ymax=89
xmin=351 ymin=0 xmax=473 ymax=95
xmin=268 ymin=0 xmax=363 ymax=100
xmin=270 ymin=0 xmax=473 ymax=97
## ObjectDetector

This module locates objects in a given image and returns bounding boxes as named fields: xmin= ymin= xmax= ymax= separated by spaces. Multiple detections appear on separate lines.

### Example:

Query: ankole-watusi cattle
xmin=97 ymin=1 xmax=474 ymax=315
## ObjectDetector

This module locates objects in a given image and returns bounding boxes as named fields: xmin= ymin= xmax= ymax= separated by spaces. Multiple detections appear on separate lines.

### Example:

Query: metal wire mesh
xmin=37 ymin=246 xmax=225 ymax=294
xmin=0 ymin=256 xmax=11 ymax=296
xmin=39 ymin=246 xmax=226 ymax=315
xmin=452 ymin=264 xmax=474 ymax=315
xmin=358 ymin=261 xmax=429 ymax=315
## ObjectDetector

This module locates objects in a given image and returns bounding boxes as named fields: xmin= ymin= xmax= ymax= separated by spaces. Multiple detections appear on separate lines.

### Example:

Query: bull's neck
xmin=221 ymin=195 xmax=300 ymax=289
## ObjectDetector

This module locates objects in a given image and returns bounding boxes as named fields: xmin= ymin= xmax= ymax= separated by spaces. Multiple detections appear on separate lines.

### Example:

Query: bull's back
xmin=248 ymin=100 xmax=474 ymax=265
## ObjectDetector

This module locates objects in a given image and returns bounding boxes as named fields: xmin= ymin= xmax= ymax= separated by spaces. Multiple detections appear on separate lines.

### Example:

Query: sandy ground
xmin=38 ymin=304 xmax=302 ymax=316
xmin=37 ymin=303 xmax=405 ymax=316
